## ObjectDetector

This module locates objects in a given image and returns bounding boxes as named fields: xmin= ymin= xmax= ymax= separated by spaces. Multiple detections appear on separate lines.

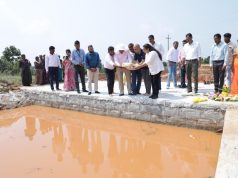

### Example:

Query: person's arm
xmin=166 ymin=48 xmax=172 ymax=62
xmin=114 ymin=54 xmax=121 ymax=67
xmin=96 ymin=53 xmax=101 ymax=69
xmin=210 ymin=47 xmax=213 ymax=68
xmin=224 ymin=45 xmax=229 ymax=69
xmin=58 ymin=57 xmax=62 ymax=68
xmin=85 ymin=54 xmax=90 ymax=69
xmin=45 ymin=56 xmax=49 ymax=72
xmin=82 ymin=50 xmax=85 ymax=66
xmin=197 ymin=43 xmax=202 ymax=67
xmin=71 ymin=50 xmax=76 ymax=65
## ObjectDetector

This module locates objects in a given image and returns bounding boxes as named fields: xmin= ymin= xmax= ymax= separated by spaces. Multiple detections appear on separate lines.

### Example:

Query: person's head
xmin=66 ymin=49 xmax=71 ymax=56
xmin=21 ymin=54 xmax=26 ymax=60
xmin=182 ymin=39 xmax=187 ymax=46
xmin=39 ymin=55 xmax=42 ymax=59
xmin=108 ymin=46 xmax=115 ymax=56
xmin=117 ymin=44 xmax=126 ymax=54
xmin=133 ymin=44 xmax=141 ymax=54
xmin=35 ymin=56 xmax=39 ymax=62
xmin=148 ymin=34 xmax=155 ymax=45
xmin=128 ymin=43 xmax=134 ymax=53
xmin=74 ymin=40 xmax=80 ymax=50
xmin=173 ymin=41 xmax=179 ymax=49
xmin=224 ymin=33 xmax=231 ymax=44
xmin=143 ymin=43 xmax=162 ymax=60
xmin=185 ymin=33 xmax=193 ymax=44
xmin=214 ymin=33 xmax=221 ymax=44
xmin=49 ymin=46 xmax=55 ymax=55
xmin=88 ymin=45 xmax=94 ymax=53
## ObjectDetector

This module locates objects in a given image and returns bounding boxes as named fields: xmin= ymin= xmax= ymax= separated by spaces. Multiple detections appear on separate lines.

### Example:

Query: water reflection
xmin=0 ymin=106 xmax=221 ymax=178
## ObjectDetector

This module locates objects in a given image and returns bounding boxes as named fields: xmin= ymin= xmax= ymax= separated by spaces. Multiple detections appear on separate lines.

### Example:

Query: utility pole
xmin=166 ymin=35 xmax=171 ymax=50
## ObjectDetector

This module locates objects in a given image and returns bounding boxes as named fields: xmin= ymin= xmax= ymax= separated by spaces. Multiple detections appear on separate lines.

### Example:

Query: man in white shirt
xmin=210 ymin=34 xmax=228 ymax=93
xmin=224 ymin=33 xmax=237 ymax=91
xmin=148 ymin=34 xmax=165 ymax=57
xmin=45 ymin=46 xmax=61 ymax=91
xmin=166 ymin=41 xmax=179 ymax=89
xmin=183 ymin=33 xmax=202 ymax=93
xmin=178 ymin=40 xmax=187 ymax=88
xmin=114 ymin=44 xmax=133 ymax=96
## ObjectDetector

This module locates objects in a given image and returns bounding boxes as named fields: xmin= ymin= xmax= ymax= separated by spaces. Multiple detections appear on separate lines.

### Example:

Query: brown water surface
xmin=0 ymin=105 xmax=221 ymax=178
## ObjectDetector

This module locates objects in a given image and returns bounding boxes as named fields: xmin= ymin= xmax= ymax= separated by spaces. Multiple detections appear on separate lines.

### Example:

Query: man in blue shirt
xmin=71 ymin=40 xmax=88 ymax=93
xmin=210 ymin=34 xmax=228 ymax=93
xmin=133 ymin=44 xmax=151 ymax=95
xmin=85 ymin=45 xmax=101 ymax=95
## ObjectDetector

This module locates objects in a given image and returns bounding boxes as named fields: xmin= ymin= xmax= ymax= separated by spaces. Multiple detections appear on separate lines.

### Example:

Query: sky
xmin=0 ymin=0 xmax=238 ymax=62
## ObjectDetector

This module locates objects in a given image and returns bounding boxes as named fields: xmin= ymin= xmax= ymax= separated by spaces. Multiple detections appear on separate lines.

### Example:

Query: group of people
xmin=19 ymin=33 xmax=238 ymax=99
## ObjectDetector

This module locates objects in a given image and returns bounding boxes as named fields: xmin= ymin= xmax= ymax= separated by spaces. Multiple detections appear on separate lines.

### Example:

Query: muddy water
xmin=0 ymin=105 xmax=221 ymax=178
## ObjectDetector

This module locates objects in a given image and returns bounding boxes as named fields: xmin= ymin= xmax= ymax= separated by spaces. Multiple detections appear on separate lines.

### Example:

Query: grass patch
xmin=0 ymin=74 xmax=22 ymax=85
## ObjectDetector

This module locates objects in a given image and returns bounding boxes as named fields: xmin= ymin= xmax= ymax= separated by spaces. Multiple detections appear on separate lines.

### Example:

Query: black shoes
xmin=56 ymin=88 xmax=61 ymax=91
xmin=83 ymin=89 xmax=88 ymax=92
xmin=95 ymin=91 xmax=100 ymax=94
xmin=149 ymin=95 xmax=158 ymax=99
xmin=119 ymin=94 xmax=124 ymax=96
xmin=88 ymin=92 xmax=92 ymax=95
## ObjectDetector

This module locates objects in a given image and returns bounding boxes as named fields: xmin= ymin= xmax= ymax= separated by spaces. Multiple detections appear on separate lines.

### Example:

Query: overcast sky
xmin=1 ymin=0 xmax=238 ymax=62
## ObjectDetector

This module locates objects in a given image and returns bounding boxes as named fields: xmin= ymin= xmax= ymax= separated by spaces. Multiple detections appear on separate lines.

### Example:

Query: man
xmin=183 ymin=33 xmax=202 ymax=93
xmin=85 ymin=45 xmax=101 ymax=95
xmin=128 ymin=43 xmax=135 ymax=58
xmin=104 ymin=46 xmax=116 ymax=95
xmin=166 ymin=41 xmax=179 ymax=89
xmin=224 ymin=33 xmax=237 ymax=91
xmin=210 ymin=34 xmax=227 ymax=94
xmin=178 ymin=40 xmax=187 ymax=88
xmin=133 ymin=44 xmax=151 ymax=95
xmin=71 ymin=40 xmax=88 ymax=93
xmin=114 ymin=44 xmax=133 ymax=96
xmin=148 ymin=34 xmax=165 ymax=57
xmin=45 ymin=46 xmax=61 ymax=91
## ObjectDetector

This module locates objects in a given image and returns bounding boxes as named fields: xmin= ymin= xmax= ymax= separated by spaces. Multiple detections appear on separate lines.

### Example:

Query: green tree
xmin=0 ymin=46 xmax=21 ymax=74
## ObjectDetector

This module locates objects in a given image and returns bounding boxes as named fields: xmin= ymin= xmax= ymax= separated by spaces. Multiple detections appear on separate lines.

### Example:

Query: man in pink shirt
xmin=178 ymin=40 xmax=187 ymax=88
xmin=114 ymin=44 xmax=133 ymax=96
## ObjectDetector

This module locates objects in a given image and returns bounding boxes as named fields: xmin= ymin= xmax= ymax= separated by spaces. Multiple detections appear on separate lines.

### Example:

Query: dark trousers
xmin=186 ymin=59 xmax=198 ymax=92
xmin=180 ymin=65 xmax=186 ymax=87
xmin=74 ymin=65 xmax=86 ymax=92
xmin=213 ymin=60 xmax=225 ymax=92
xmin=49 ymin=67 xmax=59 ymax=90
xmin=131 ymin=70 xmax=142 ymax=94
xmin=105 ymin=68 xmax=115 ymax=94
xmin=150 ymin=72 xmax=161 ymax=97
xmin=141 ymin=68 xmax=151 ymax=94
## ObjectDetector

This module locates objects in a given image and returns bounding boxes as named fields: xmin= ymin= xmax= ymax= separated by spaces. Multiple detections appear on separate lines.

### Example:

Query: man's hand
xmin=222 ymin=64 xmax=227 ymax=71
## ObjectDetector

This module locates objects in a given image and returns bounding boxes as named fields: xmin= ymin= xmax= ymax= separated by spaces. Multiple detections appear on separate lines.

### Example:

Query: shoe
xmin=129 ymin=93 xmax=136 ymax=96
xmin=77 ymin=90 xmax=81 ymax=94
xmin=151 ymin=95 xmax=158 ymax=99
xmin=83 ymin=89 xmax=88 ymax=92
xmin=137 ymin=92 xmax=141 ymax=95
xmin=51 ymin=88 xmax=55 ymax=91
xmin=119 ymin=94 xmax=124 ymax=96
xmin=56 ymin=88 xmax=61 ymax=91
xmin=95 ymin=91 xmax=100 ymax=94
xmin=88 ymin=92 xmax=92 ymax=95
xmin=149 ymin=95 xmax=154 ymax=98
xmin=166 ymin=87 xmax=170 ymax=89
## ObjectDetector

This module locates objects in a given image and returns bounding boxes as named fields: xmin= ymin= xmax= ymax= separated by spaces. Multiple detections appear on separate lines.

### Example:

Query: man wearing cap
xmin=45 ymin=46 xmax=61 ymax=91
xmin=114 ymin=44 xmax=133 ymax=96
xmin=224 ymin=33 xmax=237 ymax=91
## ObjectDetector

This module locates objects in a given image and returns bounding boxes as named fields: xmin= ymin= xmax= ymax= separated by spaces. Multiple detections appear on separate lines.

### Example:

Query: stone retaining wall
xmin=22 ymin=90 xmax=229 ymax=131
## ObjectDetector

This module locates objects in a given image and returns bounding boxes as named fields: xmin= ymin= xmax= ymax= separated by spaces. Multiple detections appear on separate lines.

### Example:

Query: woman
xmin=231 ymin=48 xmax=238 ymax=94
xmin=135 ymin=44 xmax=164 ymax=99
xmin=34 ymin=56 xmax=44 ymax=85
xmin=104 ymin=46 xmax=116 ymax=96
xmin=19 ymin=54 xmax=32 ymax=86
xmin=63 ymin=50 xmax=75 ymax=91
